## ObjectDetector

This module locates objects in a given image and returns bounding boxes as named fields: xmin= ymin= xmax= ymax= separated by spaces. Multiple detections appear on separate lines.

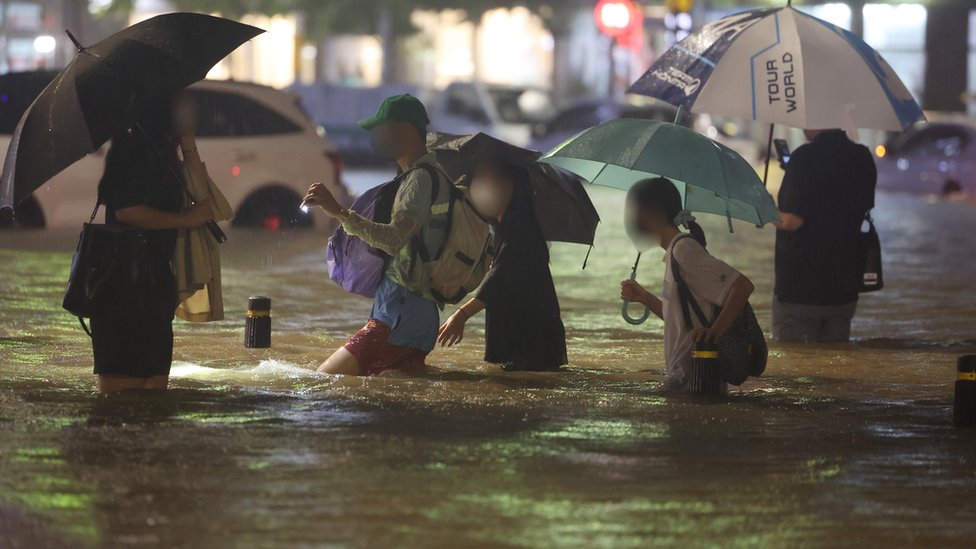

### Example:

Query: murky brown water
xmin=2 ymin=188 xmax=976 ymax=548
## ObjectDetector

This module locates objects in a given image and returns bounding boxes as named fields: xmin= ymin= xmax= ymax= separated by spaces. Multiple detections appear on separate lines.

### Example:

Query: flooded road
xmin=1 ymin=188 xmax=975 ymax=548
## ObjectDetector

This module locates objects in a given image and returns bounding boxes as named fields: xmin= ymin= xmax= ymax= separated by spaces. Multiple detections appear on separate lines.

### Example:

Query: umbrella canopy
xmin=0 ymin=13 xmax=263 ymax=211
xmin=427 ymin=132 xmax=600 ymax=246
xmin=627 ymin=6 xmax=923 ymax=132
xmin=539 ymin=119 xmax=779 ymax=228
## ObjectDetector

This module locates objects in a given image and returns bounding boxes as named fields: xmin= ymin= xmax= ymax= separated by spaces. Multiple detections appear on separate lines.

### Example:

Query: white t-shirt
xmin=661 ymin=235 xmax=741 ymax=391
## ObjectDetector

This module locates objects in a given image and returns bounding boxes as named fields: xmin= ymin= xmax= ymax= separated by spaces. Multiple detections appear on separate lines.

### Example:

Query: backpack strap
xmin=407 ymin=163 xmax=453 ymax=278
xmin=410 ymin=163 xmax=455 ymax=258
xmin=669 ymin=234 xmax=714 ymax=331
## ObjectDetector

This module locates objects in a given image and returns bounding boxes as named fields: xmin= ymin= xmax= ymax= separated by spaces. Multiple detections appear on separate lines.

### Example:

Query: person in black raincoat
xmin=437 ymin=157 xmax=568 ymax=371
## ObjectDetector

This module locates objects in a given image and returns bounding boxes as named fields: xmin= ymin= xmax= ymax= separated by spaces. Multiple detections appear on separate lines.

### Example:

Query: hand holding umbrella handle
xmin=621 ymin=254 xmax=651 ymax=326
xmin=206 ymin=220 xmax=227 ymax=244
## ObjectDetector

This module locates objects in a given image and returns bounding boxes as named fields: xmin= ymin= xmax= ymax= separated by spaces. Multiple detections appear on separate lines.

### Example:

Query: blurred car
xmin=692 ymin=113 xmax=766 ymax=164
xmin=1 ymin=73 xmax=349 ymax=230
xmin=528 ymin=96 xmax=680 ymax=154
xmin=875 ymin=121 xmax=975 ymax=195
xmin=289 ymin=82 xmax=417 ymax=167
xmin=429 ymin=81 xmax=555 ymax=147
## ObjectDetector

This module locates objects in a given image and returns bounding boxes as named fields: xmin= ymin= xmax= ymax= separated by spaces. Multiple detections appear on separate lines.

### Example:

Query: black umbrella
xmin=427 ymin=132 xmax=600 ymax=246
xmin=0 ymin=13 xmax=263 ymax=212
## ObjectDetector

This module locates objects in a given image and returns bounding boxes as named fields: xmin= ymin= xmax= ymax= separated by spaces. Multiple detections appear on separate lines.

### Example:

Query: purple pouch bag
xmin=326 ymin=179 xmax=400 ymax=298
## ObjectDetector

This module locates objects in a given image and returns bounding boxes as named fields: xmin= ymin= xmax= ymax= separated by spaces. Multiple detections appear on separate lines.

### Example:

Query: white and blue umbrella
xmin=628 ymin=5 xmax=924 ymax=132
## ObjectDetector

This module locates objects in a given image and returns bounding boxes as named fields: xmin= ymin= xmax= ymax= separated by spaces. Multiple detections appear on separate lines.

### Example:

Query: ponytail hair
xmin=627 ymin=177 xmax=707 ymax=248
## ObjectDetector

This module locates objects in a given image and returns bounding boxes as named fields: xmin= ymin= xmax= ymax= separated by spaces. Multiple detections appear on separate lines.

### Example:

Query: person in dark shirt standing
xmin=773 ymin=129 xmax=877 ymax=343
xmin=92 ymin=92 xmax=216 ymax=394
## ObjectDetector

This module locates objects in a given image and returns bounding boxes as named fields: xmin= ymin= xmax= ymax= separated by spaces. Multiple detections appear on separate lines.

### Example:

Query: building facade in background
xmin=0 ymin=1 xmax=971 ymax=115
xmin=0 ymin=0 xmax=90 ymax=72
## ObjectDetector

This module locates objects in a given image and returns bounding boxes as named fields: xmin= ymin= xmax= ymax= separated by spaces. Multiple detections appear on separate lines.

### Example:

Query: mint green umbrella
xmin=539 ymin=118 xmax=778 ymax=228
xmin=538 ymin=118 xmax=778 ymax=324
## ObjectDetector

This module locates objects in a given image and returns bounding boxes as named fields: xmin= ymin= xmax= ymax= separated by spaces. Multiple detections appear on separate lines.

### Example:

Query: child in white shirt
xmin=619 ymin=177 xmax=756 ymax=391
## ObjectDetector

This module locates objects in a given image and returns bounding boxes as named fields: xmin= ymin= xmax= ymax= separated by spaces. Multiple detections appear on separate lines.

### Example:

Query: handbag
xmin=63 ymin=202 xmax=149 ymax=334
xmin=670 ymin=236 xmax=768 ymax=385
xmin=857 ymin=211 xmax=883 ymax=293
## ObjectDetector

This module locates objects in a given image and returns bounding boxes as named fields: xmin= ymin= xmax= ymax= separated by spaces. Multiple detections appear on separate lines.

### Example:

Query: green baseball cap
xmin=358 ymin=94 xmax=430 ymax=133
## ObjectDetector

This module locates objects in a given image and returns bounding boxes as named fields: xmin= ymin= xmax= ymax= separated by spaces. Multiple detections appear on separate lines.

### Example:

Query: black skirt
xmin=90 ymin=262 xmax=177 ymax=378
xmin=476 ymin=209 xmax=568 ymax=369
xmin=483 ymin=306 xmax=567 ymax=368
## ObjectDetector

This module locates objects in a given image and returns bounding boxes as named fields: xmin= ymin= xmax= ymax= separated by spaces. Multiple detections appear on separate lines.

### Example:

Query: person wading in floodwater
xmin=92 ymin=92 xmax=216 ymax=395
xmin=304 ymin=94 xmax=452 ymax=376
xmin=436 ymin=157 xmax=568 ymax=372
xmin=618 ymin=177 xmax=755 ymax=392
xmin=773 ymin=129 xmax=877 ymax=343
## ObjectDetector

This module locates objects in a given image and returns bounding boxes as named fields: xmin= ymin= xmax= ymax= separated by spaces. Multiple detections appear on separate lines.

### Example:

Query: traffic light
xmin=594 ymin=0 xmax=644 ymax=51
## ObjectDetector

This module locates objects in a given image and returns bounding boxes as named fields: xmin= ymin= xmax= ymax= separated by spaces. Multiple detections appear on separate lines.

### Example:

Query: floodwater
xmin=1 ymin=188 xmax=975 ymax=548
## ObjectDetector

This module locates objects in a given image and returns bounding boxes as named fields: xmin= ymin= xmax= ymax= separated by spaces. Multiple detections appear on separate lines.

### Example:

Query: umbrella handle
xmin=621 ymin=259 xmax=651 ymax=326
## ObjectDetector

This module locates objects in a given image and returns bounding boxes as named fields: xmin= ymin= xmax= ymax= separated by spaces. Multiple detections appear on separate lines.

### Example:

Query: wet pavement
xmin=1 ymin=188 xmax=975 ymax=548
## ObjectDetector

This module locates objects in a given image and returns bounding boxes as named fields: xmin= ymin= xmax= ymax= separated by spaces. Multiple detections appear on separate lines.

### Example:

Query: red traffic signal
xmin=594 ymin=0 xmax=642 ymax=38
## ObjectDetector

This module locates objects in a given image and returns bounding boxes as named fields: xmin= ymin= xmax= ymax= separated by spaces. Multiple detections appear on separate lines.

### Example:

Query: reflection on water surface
xmin=1 ymin=190 xmax=975 ymax=548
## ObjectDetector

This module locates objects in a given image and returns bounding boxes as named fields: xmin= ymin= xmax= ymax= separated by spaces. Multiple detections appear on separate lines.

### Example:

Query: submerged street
xmin=2 ymin=188 xmax=975 ymax=548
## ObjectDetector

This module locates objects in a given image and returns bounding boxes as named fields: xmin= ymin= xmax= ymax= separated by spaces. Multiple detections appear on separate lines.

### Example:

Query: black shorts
xmin=90 ymin=268 xmax=177 ymax=378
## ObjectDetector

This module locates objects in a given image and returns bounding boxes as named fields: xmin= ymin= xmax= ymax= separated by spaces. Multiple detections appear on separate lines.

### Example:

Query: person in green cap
xmin=304 ymin=94 xmax=453 ymax=376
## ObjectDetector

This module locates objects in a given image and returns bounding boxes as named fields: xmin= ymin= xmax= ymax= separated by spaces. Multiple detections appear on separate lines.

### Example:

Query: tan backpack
xmin=411 ymin=169 xmax=492 ymax=305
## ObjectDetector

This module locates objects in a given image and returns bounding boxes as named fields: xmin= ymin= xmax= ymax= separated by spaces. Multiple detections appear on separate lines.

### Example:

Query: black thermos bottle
xmin=953 ymin=355 xmax=976 ymax=427
xmin=244 ymin=296 xmax=271 ymax=349
xmin=690 ymin=342 xmax=723 ymax=396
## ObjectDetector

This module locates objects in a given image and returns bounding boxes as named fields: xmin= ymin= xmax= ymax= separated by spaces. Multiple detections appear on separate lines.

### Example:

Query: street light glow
xmin=33 ymin=35 xmax=56 ymax=54
xmin=600 ymin=2 xmax=632 ymax=30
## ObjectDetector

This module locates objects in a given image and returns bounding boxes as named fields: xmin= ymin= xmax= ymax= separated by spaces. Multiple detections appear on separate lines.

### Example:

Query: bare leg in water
xmin=317 ymin=348 xmax=359 ymax=375
xmin=97 ymin=374 xmax=169 ymax=395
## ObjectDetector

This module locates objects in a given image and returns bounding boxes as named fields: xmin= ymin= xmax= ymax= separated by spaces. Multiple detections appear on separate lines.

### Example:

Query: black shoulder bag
xmin=857 ymin=211 xmax=883 ymax=293
xmin=63 ymin=201 xmax=149 ymax=335
xmin=670 ymin=236 xmax=768 ymax=385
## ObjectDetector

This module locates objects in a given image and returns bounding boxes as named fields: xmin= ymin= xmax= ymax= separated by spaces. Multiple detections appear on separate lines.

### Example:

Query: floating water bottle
xmin=244 ymin=296 xmax=271 ymax=348
xmin=689 ymin=343 xmax=722 ymax=396
xmin=953 ymin=355 xmax=976 ymax=427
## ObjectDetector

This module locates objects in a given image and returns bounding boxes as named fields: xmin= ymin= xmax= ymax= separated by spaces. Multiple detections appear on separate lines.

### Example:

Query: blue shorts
xmin=370 ymin=277 xmax=439 ymax=352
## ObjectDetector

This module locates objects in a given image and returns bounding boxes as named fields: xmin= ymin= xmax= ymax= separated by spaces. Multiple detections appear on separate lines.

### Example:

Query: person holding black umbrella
xmin=437 ymin=157 xmax=568 ymax=372
xmin=0 ymin=14 xmax=263 ymax=394
xmin=91 ymin=92 xmax=216 ymax=394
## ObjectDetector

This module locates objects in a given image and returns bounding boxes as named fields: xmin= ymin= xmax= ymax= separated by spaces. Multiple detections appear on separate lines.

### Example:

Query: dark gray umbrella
xmin=0 ymin=13 xmax=263 ymax=212
xmin=427 ymin=132 xmax=600 ymax=246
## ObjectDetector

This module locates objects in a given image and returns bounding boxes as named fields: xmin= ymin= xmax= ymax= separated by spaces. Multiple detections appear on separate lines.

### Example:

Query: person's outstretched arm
xmin=695 ymin=275 xmax=754 ymax=343
xmin=115 ymin=201 xmax=214 ymax=231
xmin=438 ymin=298 xmax=486 ymax=347
xmin=305 ymin=172 xmax=430 ymax=255
xmin=620 ymin=280 xmax=664 ymax=320
xmin=773 ymin=212 xmax=804 ymax=231
xmin=774 ymin=147 xmax=811 ymax=232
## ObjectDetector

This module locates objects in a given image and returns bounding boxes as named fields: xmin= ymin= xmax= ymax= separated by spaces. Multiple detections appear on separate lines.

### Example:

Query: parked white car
xmin=1 ymin=75 xmax=349 ymax=229
xmin=876 ymin=121 xmax=976 ymax=195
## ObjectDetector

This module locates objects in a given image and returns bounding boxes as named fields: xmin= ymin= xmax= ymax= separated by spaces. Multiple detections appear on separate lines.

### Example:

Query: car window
xmin=444 ymin=86 xmax=487 ymax=123
xmin=892 ymin=126 xmax=970 ymax=157
xmin=191 ymin=89 xmax=302 ymax=137
xmin=930 ymin=135 xmax=968 ymax=157
xmin=487 ymin=88 xmax=553 ymax=124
